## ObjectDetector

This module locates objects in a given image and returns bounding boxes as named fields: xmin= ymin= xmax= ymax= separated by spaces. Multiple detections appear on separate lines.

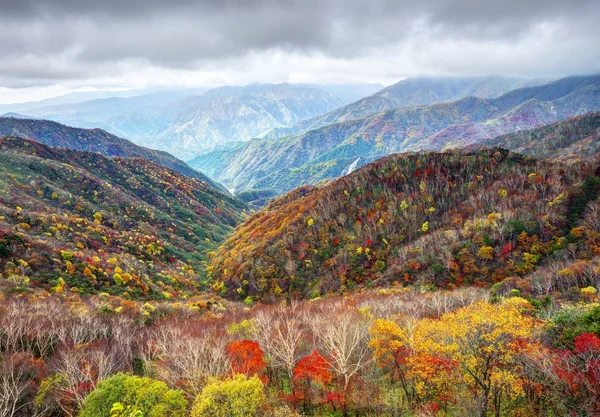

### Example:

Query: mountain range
xmin=1 ymin=75 xmax=600 ymax=301
xmin=15 ymin=83 xmax=381 ymax=161
xmin=481 ymin=111 xmax=600 ymax=159
xmin=261 ymin=75 xmax=550 ymax=140
xmin=194 ymin=75 xmax=600 ymax=195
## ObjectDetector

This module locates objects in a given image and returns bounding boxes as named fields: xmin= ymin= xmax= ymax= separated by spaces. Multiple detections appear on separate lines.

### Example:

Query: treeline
xmin=0 ymin=286 xmax=599 ymax=416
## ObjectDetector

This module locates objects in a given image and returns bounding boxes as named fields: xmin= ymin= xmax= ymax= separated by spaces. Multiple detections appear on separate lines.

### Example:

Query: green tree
xmin=79 ymin=373 xmax=187 ymax=417
xmin=190 ymin=374 xmax=265 ymax=417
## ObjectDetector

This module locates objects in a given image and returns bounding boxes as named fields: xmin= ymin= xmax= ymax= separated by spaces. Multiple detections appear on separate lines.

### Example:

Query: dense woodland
xmin=1 ymin=112 xmax=600 ymax=416
xmin=0 ymin=137 xmax=246 ymax=298
xmin=210 ymin=148 xmax=600 ymax=303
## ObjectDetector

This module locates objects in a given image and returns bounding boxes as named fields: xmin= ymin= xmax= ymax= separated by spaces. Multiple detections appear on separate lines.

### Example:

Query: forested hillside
xmin=209 ymin=148 xmax=600 ymax=302
xmin=0 ymin=117 xmax=226 ymax=191
xmin=483 ymin=111 xmax=600 ymax=159
xmin=0 ymin=137 xmax=246 ymax=298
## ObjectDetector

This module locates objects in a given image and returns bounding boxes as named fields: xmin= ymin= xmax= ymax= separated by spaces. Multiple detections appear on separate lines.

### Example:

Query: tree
xmin=78 ymin=373 xmax=187 ymax=417
xmin=190 ymin=374 xmax=265 ymax=417
xmin=369 ymin=318 xmax=415 ymax=403
xmin=253 ymin=301 xmax=306 ymax=392
xmin=293 ymin=350 xmax=332 ymax=411
xmin=0 ymin=352 xmax=44 ymax=417
xmin=550 ymin=333 xmax=600 ymax=415
xmin=226 ymin=340 xmax=266 ymax=377
xmin=412 ymin=298 xmax=537 ymax=417
xmin=148 ymin=329 xmax=230 ymax=397
xmin=312 ymin=306 xmax=372 ymax=416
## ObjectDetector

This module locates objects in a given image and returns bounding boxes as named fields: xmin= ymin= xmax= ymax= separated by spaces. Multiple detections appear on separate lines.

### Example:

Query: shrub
xmin=79 ymin=373 xmax=187 ymax=417
xmin=190 ymin=374 xmax=265 ymax=417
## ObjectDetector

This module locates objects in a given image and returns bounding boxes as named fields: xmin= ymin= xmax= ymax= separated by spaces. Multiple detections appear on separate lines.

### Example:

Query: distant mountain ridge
xmin=0 ymin=117 xmax=226 ymax=192
xmin=196 ymin=75 xmax=600 ymax=195
xmin=142 ymin=84 xmax=345 ymax=159
xmin=481 ymin=112 xmax=600 ymax=159
xmin=17 ymin=83 xmax=379 ymax=161
xmin=261 ymin=75 xmax=550 ymax=140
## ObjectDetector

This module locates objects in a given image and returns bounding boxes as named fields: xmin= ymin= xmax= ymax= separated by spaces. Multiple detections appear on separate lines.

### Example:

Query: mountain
xmin=261 ymin=76 xmax=550 ymax=140
xmin=202 ymin=75 xmax=600 ymax=195
xmin=0 ymin=117 xmax=226 ymax=192
xmin=140 ymin=84 xmax=345 ymax=160
xmin=303 ymin=83 xmax=384 ymax=105
xmin=19 ymin=90 xmax=204 ymax=138
xmin=0 ymin=137 xmax=247 ymax=298
xmin=17 ymin=83 xmax=379 ymax=161
xmin=208 ymin=148 xmax=598 ymax=301
xmin=481 ymin=112 xmax=600 ymax=159
xmin=0 ymin=112 xmax=37 ymax=119
xmin=0 ymin=88 xmax=169 ymax=115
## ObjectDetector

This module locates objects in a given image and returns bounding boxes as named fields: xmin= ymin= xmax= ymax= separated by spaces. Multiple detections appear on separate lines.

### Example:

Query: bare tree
xmin=311 ymin=306 xmax=372 ymax=416
xmin=0 ymin=352 xmax=43 ymax=417
xmin=51 ymin=340 xmax=125 ymax=416
xmin=254 ymin=301 xmax=307 ymax=391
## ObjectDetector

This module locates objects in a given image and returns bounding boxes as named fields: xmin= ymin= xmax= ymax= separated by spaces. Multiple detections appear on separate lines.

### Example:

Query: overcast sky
xmin=0 ymin=0 xmax=599 ymax=103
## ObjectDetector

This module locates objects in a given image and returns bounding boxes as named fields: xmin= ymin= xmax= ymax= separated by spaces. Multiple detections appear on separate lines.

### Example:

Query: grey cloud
xmin=0 ymin=0 xmax=598 ymax=88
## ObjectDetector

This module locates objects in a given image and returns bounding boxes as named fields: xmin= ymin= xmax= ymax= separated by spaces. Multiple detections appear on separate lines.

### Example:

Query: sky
xmin=0 ymin=0 xmax=599 ymax=103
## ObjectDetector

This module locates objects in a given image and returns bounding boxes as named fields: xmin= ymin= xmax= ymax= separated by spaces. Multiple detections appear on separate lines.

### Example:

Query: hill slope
xmin=0 ymin=117 xmax=227 ymax=192
xmin=138 ymin=84 xmax=345 ymax=160
xmin=0 ymin=137 xmax=247 ymax=298
xmin=203 ymin=75 xmax=600 ymax=194
xmin=208 ymin=148 xmax=599 ymax=301
xmin=261 ymin=76 xmax=550 ymax=140
xmin=481 ymin=112 xmax=600 ymax=159
xmin=21 ymin=84 xmax=353 ymax=160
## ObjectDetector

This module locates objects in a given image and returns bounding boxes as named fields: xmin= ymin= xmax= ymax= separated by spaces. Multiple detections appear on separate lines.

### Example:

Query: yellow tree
xmin=412 ymin=298 xmax=537 ymax=417
xmin=369 ymin=319 xmax=415 ymax=404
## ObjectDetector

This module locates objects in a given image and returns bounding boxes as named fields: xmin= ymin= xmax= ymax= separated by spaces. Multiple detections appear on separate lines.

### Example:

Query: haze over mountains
xmin=11 ymin=83 xmax=382 ymax=161
xmin=262 ymin=75 xmax=551 ymax=140
xmin=0 ymin=116 xmax=226 ymax=192
xmin=193 ymin=75 xmax=600 ymax=194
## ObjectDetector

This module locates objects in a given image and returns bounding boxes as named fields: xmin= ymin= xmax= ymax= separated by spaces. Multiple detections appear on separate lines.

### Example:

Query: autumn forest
xmin=1 ymin=78 xmax=600 ymax=416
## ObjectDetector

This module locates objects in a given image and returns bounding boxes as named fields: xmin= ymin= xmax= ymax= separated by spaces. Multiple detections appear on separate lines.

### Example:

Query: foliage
xmin=209 ymin=148 xmax=595 ymax=301
xmin=0 ymin=137 xmax=246 ymax=298
xmin=78 ymin=373 xmax=187 ymax=417
xmin=226 ymin=340 xmax=267 ymax=377
xmin=190 ymin=374 xmax=265 ymax=417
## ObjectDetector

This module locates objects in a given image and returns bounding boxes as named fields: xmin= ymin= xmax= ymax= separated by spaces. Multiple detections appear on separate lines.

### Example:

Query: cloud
xmin=0 ymin=0 xmax=598 ymax=98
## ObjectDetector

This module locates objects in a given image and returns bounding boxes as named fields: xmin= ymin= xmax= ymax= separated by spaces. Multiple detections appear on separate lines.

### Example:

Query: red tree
xmin=226 ymin=340 xmax=267 ymax=377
